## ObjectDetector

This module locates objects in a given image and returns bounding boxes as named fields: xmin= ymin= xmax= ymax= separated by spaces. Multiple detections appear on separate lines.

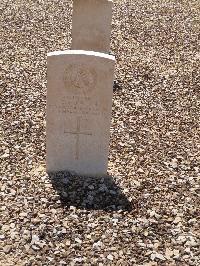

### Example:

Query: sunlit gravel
xmin=1 ymin=0 xmax=200 ymax=265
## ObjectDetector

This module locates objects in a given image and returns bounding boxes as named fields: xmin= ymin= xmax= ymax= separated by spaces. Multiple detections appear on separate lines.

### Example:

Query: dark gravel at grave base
xmin=0 ymin=0 xmax=200 ymax=265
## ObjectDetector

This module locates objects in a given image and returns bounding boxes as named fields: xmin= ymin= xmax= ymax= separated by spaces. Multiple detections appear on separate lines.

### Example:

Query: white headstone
xmin=47 ymin=50 xmax=115 ymax=177
xmin=72 ymin=0 xmax=113 ymax=53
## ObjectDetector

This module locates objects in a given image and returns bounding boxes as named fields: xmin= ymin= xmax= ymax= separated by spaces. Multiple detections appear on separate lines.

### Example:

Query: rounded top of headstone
xmin=47 ymin=50 xmax=115 ymax=61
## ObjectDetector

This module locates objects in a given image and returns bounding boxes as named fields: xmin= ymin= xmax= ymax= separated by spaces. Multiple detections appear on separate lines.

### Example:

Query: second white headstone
xmin=71 ymin=0 xmax=113 ymax=53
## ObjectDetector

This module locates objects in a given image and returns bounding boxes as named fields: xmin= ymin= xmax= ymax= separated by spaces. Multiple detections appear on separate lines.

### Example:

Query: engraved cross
xmin=64 ymin=117 xmax=92 ymax=160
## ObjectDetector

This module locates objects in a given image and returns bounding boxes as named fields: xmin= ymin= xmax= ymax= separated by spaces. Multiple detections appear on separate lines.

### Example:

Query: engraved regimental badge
xmin=63 ymin=64 xmax=96 ymax=95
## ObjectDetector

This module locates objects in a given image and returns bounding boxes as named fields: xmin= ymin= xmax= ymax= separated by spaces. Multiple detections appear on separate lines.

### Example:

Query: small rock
xmin=173 ymin=216 xmax=182 ymax=224
xmin=165 ymin=248 xmax=174 ymax=259
xmin=69 ymin=206 xmax=76 ymax=211
xmin=107 ymin=254 xmax=114 ymax=261
xmin=24 ymin=244 xmax=30 ymax=252
xmin=0 ymin=235 xmax=5 ymax=240
xmin=2 ymin=225 xmax=10 ymax=232
xmin=137 ymin=168 xmax=144 ymax=173
xmin=65 ymin=240 xmax=71 ymax=246
xmin=75 ymin=238 xmax=82 ymax=244
xmin=19 ymin=212 xmax=28 ymax=217
xmin=93 ymin=241 xmax=103 ymax=249
xmin=10 ymin=223 xmax=15 ymax=229
xmin=31 ymin=234 xmax=40 ymax=244
xmin=63 ymin=221 xmax=68 ymax=228
xmin=135 ymin=101 xmax=142 ymax=107
xmin=151 ymin=252 xmax=165 ymax=261
xmin=74 ymin=257 xmax=83 ymax=263
xmin=170 ymin=159 xmax=178 ymax=169
xmin=61 ymin=228 xmax=67 ymax=234
xmin=173 ymin=249 xmax=180 ymax=257
xmin=32 ymin=244 xmax=40 ymax=251
xmin=188 ymin=218 xmax=196 ymax=224
xmin=184 ymin=247 xmax=190 ymax=254
xmin=99 ymin=184 xmax=108 ymax=192
xmin=59 ymin=260 xmax=67 ymax=265
xmin=3 ymin=245 xmax=12 ymax=254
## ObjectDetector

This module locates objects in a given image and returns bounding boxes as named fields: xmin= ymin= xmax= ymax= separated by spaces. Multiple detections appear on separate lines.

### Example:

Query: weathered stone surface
xmin=47 ymin=50 xmax=115 ymax=176
xmin=72 ymin=0 xmax=113 ymax=53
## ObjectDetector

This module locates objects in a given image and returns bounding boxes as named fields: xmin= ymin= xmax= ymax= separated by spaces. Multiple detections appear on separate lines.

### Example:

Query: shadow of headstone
xmin=48 ymin=172 xmax=132 ymax=212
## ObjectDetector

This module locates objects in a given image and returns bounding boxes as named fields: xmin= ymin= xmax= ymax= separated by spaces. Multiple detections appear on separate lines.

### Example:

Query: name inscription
xmin=49 ymin=95 xmax=107 ymax=116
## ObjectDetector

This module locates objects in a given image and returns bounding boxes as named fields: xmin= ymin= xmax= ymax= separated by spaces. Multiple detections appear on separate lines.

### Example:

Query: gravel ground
xmin=1 ymin=0 xmax=200 ymax=265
